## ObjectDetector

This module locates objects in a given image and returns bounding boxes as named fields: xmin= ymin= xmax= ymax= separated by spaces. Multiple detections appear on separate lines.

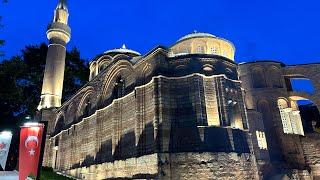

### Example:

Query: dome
xmin=104 ymin=44 xmax=141 ymax=56
xmin=177 ymin=31 xmax=216 ymax=43
xmin=170 ymin=31 xmax=236 ymax=61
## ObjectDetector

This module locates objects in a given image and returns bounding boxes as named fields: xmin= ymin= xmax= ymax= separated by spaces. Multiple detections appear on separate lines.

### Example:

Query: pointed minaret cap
xmin=56 ymin=0 xmax=68 ymax=11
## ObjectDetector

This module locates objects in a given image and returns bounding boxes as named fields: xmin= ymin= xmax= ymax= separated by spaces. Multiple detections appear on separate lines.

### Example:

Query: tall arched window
xmin=228 ymin=100 xmax=243 ymax=129
xmin=252 ymin=67 xmax=267 ymax=88
xmin=277 ymin=98 xmax=304 ymax=135
xmin=278 ymin=99 xmax=292 ymax=134
xmin=270 ymin=67 xmax=283 ymax=88
xmin=113 ymin=76 xmax=125 ymax=99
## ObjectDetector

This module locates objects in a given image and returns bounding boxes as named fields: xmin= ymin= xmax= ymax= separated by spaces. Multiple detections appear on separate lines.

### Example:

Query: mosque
xmin=38 ymin=0 xmax=320 ymax=179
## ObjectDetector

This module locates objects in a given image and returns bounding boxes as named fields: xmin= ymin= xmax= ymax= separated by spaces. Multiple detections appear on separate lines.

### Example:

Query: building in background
xmin=38 ymin=0 xmax=320 ymax=179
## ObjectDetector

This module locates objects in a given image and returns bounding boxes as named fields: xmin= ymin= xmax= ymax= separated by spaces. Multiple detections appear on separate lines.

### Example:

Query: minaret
xmin=38 ymin=0 xmax=71 ymax=110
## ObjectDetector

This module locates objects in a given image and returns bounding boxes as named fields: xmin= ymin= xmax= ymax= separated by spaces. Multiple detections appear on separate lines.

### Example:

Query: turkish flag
xmin=19 ymin=123 xmax=44 ymax=180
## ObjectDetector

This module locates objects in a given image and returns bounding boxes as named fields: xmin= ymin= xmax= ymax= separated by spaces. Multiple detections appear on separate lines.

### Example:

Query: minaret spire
xmin=56 ymin=0 xmax=68 ymax=11
xmin=38 ymin=0 xmax=71 ymax=110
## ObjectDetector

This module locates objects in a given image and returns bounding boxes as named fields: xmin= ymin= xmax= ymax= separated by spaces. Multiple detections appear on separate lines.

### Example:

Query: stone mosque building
xmin=38 ymin=0 xmax=320 ymax=179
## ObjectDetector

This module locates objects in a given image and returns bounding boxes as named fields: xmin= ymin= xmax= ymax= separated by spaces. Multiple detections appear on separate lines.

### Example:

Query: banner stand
xmin=19 ymin=122 xmax=46 ymax=180
xmin=37 ymin=121 xmax=48 ymax=180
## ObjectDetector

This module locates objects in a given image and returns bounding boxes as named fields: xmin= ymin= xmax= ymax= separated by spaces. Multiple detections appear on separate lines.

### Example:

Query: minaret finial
xmin=56 ymin=0 xmax=68 ymax=11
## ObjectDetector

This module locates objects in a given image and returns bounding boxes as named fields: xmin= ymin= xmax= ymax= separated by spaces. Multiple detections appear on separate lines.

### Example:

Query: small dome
xmin=170 ymin=31 xmax=236 ymax=60
xmin=177 ymin=31 xmax=216 ymax=43
xmin=104 ymin=44 xmax=141 ymax=56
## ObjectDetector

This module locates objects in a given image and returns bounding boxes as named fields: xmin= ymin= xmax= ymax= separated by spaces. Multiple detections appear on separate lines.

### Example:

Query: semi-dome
xmin=104 ymin=44 xmax=141 ymax=57
xmin=170 ymin=31 xmax=236 ymax=61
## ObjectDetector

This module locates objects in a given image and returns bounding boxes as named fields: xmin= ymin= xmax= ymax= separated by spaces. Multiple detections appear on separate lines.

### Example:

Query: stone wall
xmin=66 ymin=153 xmax=159 ymax=179
xmin=43 ymin=74 xmax=256 ymax=179
xmin=300 ymin=133 xmax=320 ymax=178
xmin=159 ymin=152 xmax=259 ymax=180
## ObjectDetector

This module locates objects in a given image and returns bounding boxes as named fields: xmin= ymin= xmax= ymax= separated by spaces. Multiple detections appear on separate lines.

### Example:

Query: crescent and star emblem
xmin=24 ymin=136 xmax=39 ymax=156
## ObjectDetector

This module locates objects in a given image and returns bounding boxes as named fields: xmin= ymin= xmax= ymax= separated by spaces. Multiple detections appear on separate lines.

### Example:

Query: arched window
xmin=113 ymin=76 xmax=125 ymax=99
xmin=277 ymin=99 xmax=304 ymax=135
xmin=228 ymin=100 xmax=243 ymax=129
xmin=54 ymin=115 xmax=65 ymax=134
xmin=278 ymin=99 xmax=292 ymax=134
xmin=270 ymin=67 xmax=283 ymax=88
xmin=197 ymin=46 xmax=204 ymax=53
xmin=252 ymin=67 xmax=267 ymax=88
xmin=83 ymin=98 xmax=91 ymax=117
xmin=210 ymin=46 xmax=218 ymax=54
xmin=78 ymin=91 xmax=94 ymax=119
xmin=99 ymin=63 xmax=108 ymax=72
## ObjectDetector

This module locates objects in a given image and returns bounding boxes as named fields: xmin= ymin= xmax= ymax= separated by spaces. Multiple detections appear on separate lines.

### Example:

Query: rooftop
xmin=104 ymin=44 xmax=141 ymax=56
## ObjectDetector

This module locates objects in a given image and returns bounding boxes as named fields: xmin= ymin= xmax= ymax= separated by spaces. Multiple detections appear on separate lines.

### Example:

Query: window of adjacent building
xmin=256 ymin=131 xmax=268 ymax=150
xmin=278 ymin=99 xmax=305 ymax=136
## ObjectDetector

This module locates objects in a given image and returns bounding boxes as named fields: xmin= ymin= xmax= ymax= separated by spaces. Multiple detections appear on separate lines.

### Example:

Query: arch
xmin=54 ymin=112 xmax=65 ymax=134
xmin=277 ymin=98 xmax=289 ymax=109
xmin=96 ymin=54 xmax=113 ymax=63
xmin=251 ymin=66 xmax=267 ymax=88
xmin=113 ymin=54 xmax=132 ymax=61
xmin=101 ymin=61 xmax=135 ymax=105
xmin=269 ymin=66 xmax=283 ymax=88
xmin=290 ymin=101 xmax=299 ymax=111
xmin=89 ymin=61 xmax=97 ymax=80
xmin=66 ymin=103 xmax=76 ymax=124
xmin=76 ymin=87 xmax=95 ymax=119
xmin=140 ymin=63 xmax=152 ymax=84
xmin=229 ymin=101 xmax=243 ymax=129
xmin=98 ymin=59 xmax=111 ymax=72
xmin=277 ymin=97 xmax=304 ymax=135
xmin=257 ymin=99 xmax=272 ymax=117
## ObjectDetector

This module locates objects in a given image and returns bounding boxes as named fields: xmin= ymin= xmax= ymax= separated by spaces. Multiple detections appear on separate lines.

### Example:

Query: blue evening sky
xmin=1 ymin=0 xmax=320 ymax=64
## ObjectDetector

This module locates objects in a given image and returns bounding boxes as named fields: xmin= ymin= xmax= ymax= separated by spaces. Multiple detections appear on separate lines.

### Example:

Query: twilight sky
xmin=1 ymin=0 xmax=320 ymax=65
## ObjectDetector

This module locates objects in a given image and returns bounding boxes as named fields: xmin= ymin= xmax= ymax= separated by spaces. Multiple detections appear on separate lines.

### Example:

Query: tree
xmin=0 ymin=43 xmax=89 ymax=170
xmin=0 ymin=43 xmax=89 ymax=128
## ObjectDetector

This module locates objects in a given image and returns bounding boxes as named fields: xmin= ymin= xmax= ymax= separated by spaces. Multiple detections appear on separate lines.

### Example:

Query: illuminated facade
xmin=38 ymin=1 xmax=320 ymax=179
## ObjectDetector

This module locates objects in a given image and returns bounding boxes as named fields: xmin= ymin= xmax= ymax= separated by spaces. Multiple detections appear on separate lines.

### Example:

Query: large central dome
xmin=177 ymin=32 xmax=216 ymax=43
xmin=170 ymin=31 xmax=235 ymax=61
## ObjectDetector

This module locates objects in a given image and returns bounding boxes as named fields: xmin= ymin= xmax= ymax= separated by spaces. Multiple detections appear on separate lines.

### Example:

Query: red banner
xmin=19 ymin=123 xmax=44 ymax=180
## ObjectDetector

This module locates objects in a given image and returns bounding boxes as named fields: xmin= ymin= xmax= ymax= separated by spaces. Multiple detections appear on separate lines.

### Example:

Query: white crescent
xmin=24 ymin=136 xmax=39 ymax=149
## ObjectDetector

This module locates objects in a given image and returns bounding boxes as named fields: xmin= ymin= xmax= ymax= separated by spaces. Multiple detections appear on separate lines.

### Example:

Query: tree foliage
xmin=0 ymin=43 xmax=89 ymax=129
